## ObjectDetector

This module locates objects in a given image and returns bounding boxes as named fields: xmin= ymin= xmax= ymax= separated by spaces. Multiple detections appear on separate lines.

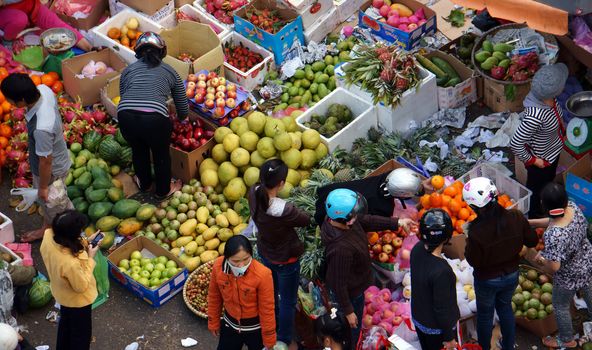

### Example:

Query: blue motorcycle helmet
xmin=325 ymin=188 xmax=368 ymax=223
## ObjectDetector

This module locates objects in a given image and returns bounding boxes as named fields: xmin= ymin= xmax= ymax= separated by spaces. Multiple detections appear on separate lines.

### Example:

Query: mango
xmin=233 ymin=223 xmax=248 ymax=234
xmin=179 ymin=219 xmax=197 ymax=236
xmin=493 ymin=43 xmax=514 ymax=53
xmin=475 ymin=51 xmax=491 ymax=63
xmin=185 ymin=256 xmax=201 ymax=272
xmin=202 ymin=227 xmax=218 ymax=241
xmin=482 ymin=40 xmax=494 ymax=53
xmin=217 ymin=228 xmax=233 ymax=242
xmin=196 ymin=223 xmax=209 ymax=234
xmin=200 ymin=250 xmax=219 ymax=263
xmin=205 ymin=238 xmax=221 ymax=250
xmin=196 ymin=207 xmax=209 ymax=224
xmin=492 ymin=51 xmax=507 ymax=61
xmin=185 ymin=241 xmax=198 ymax=256
xmin=174 ymin=236 xmax=193 ymax=248
xmin=225 ymin=209 xmax=241 ymax=226
xmin=218 ymin=242 xmax=226 ymax=256
xmin=195 ymin=235 xmax=205 ymax=246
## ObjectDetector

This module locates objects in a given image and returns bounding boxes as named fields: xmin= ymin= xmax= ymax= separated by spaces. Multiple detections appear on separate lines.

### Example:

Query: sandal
xmin=542 ymin=336 xmax=577 ymax=349
xmin=154 ymin=179 xmax=182 ymax=201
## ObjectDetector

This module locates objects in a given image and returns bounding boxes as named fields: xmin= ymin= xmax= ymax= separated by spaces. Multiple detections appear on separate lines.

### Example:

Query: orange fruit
xmin=0 ymin=91 xmax=4 ymax=104
xmin=455 ymin=219 xmax=466 ymax=233
xmin=51 ymin=81 xmax=64 ymax=94
xmin=420 ymin=194 xmax=431 ymax=209
xmin=367 ymin=232 xmax=379 ymax=245
xmin=1 ymin=101 xmax=11 ymax=114
xmin=431 ymin=175 xmax=445 ymax=190
xmin=441 ymin=194 xmax=452 ymax=207
xmin=443 ymin=186 xmax=458 ymax=197
xmin=468 ymin=214 xmax=477 ymax=222
xmin=0 ymin=136 xmax=8 ymax=149
xmin=451 ymin=217 xmax=457 ymax=227
xmin=0 ymin=67 xmax=8 ymax=80
xmin=458 ymin=207 xmax=470 ymax=220
xmin=107 ymin=27 xmax=121 ymax=39
xmin=430 ymin=193 xmax=442 ymax=207
xmin=449 ymin=199 xmax=462 ymax=214
xmin=47 ymin=72 xmax=60 ymax=81
xmin=30 ymin=75 xmax=42 ymax=86
xmin=127 ymin=29 xmax=137 ymax=40
xmin=454 ymin=194 xmax=465 ymax=205
xmin=440 ymin=206 xmax=451 ymax=217
xmin=0 ymin=124 xmax=11 ymax=138
xmin=41 ymin=74 xmax=55 ymax=86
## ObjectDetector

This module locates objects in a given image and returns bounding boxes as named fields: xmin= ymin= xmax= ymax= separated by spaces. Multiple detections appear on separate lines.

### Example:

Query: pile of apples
xmin=362 ymin=286 xmax=409 ymax=334
xmin=367 ymin=229 xmax=407 ymax=264
xmin=371 ymin=0 xmax=428 ymax=32
xmin=186 ymin=71 xmax=239 ymax=119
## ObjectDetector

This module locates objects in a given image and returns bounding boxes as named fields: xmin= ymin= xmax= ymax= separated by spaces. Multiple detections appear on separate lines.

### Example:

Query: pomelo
xmin=250 ymin=151 xmax=266 ymax=168
xmin=264 ymin=118 xmax=286 ymax=138
xmin=286 ymin=169 xmax=301 ymax=186
xmin=302 ymin=129 xmax=321 ymax=149
xmin=230 ymin=148 xmax=250 ymax=167
xmin=281 ymin=116 xmax=298 ymax=132
xmin=315 ymin=142 xmax=328 ymax=159
xmin=199 ymin=158 xmax=218 ymax=174
xmin=239 ymin=131 xmax=259 ymax=152
xmin=201 ymin=169 xmax=219 ymax=187
xmin=257 ymin=137 xmax=276 ymax=158
xmin=230 ymin=117 xmax=249 ymax=136
xmin=273 ymin=132 xmax=292 ymax=151
xmin=211 ymin=144 xmax=228 ymax=164
xmin=289 ymin=132 xmax=301 ymax=149
xmin=223 ymin=133 xmax=240 ymax=153
xmin=300 ymin=149 xmax=317 ymax=169
xmin=282 ymin=149 xmax=302 ymax=169
xmin=278 ymin=182 xmax=294 ymax=199
xmin=214 ymin=127 xmax=233 ymax=143
xmin=223 ymin=178 xmax=247 ymax=202
xmin=243 ymin=167 xmax=260 ymax=187
xmin=218 ymin=161 xmax=238 ymax=185
xmin=247 ymin=112 xmax=267 ymax=135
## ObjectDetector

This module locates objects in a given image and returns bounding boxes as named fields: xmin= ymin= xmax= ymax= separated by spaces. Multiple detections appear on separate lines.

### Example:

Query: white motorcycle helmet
xmin=385 ymin=168 xmax=423 ymax=198
xmin=462 ymin=177 xmax=498 ymax=208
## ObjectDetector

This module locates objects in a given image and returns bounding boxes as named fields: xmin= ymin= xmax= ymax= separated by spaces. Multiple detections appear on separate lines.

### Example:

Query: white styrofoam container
xmin=159 ymin=4 xmax=230 ymax=40
xmin=109 ymin=0 xmax=175 ymax=25
xmin=296 ymin=88 xmax=376 ymax=152
xmin=298 ymin=0 xmax=334 ymax=30
xmin=304 ymin=7 xmax=339 ymax=44
xmin=193 ymin=0 xmax=233 ymax=32
xmin=0 ymin=212 xmax=14 ymax=244
xmin=0 ymin=243 xmax=22 ymax=266
xmin=335 ymin=0 xmax=365 ymax=22
xmin=222 ymin=32 xmax=275 ymax=91
xmin=91 ymin=9 xmax=164 ymax=64
xmin=335 ymin=63 xmax=438 ymax=133
xmin=280 ymin=0 xmax=315 ymax=12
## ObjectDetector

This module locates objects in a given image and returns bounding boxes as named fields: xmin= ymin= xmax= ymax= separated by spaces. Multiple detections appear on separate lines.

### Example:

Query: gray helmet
xmin=385 ymin=168 xmax=423 ymax=198
xmin=134 ymin=31 xmax=167 ymax=59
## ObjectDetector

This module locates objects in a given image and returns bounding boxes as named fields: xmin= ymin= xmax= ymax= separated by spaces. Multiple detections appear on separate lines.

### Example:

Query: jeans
xmin=474 ymin=271 xmax=519 ymax=350
xmin=118 ymin=110 xmax=173 ymax=197
xmin=261 ymin=257 xmax=300 ymax=344
xmin=56 ymin=304 xmax=92 ymax=350
xmin=526 ymin=159 xmax=558 ymax=219
xmin=216 ymin=319 xmax=264 ymax=350
xmin=553 ymin=283 xmax=592 ymax=342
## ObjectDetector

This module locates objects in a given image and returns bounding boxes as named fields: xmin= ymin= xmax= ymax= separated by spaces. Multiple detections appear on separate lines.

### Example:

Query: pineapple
xmin=334 ymin=168 xmax=355 ymax=182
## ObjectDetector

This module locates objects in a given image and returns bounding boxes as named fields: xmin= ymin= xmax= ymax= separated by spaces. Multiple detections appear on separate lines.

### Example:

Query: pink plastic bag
xmin=395 ymin=235 xmax=419 ymax=269
xmin=571 ymin=16 xmax=592 ymax=53
xmin=392 ymin=199 xmax=419 ymax=221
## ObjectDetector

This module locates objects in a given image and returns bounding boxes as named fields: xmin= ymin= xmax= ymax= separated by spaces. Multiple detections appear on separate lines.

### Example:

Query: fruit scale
xmin=565 ymin=91 xmax=592 ymax=158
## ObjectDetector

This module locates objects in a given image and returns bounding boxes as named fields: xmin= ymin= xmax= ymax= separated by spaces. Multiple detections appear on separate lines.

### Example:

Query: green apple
xmin=130 ymin=259 xmax=140 ymax=268
xmin=118 ymin=259 xmax=130 ymax=270
xmin=165 ymin=260 xmax=177 ymax=269
xmin=140 ymin=270 xmax=151 ymax=279
xmin=155 ymin=263 xmax=166 ymax=272
xmin=139 ymin=277 xmax=150 ymax=287
xmin=141 ymin=258 xmax=151 ymax=267
xmin=157 ymin=256 xmax=168 ymax=265
xmin=150 ymin=277 xmax=161 ymax=287
xmin=130 ymin=250 xmax=142 ymax=260
xmin=165 ymin=267 xmax=177 ymax=278
xmin=131 ymin=266 xmax=142 ymax=275
xmin=144 ymin=263 xmax=154 ymax=272
xmin=131 ymin=273 xmax=141 ymax=281
xmin=151 ymin=270 xmax=162 ymax=279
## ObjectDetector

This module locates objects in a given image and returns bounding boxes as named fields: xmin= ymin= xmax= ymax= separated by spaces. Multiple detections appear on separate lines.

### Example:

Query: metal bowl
xmin=566 ymin=91 xmax=592 ymax=118
xmin=40 ymin=28 xmax=77 ymax=54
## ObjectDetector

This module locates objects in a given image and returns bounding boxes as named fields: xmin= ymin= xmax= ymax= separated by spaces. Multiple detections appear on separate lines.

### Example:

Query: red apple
xmin=382 ymin=233 xmax=393 ymax=244
xmin=382 ymin=244 xmax=393 ymax=254
xmin=390 ymin=302 xmax=399 ymax=314
xmin=216 ymin=85 xmax=226 ymax=93
xmin=186 ymin=89 xmax=195 ymax=98
xmin=225 ymin=98 xmax=236 ymax=108
xmin=226 ymin=90 xmax=237 ymax=99
xmin=382 ymin=309 xmax=394 ymax=320
xmin=187 ymin=74 xmax=197 ymax=82
xmin=197 ymin=80 xmax=207 ymax=89
xmin=195 ymin=87 xmax=206 ymax=96
xmin=392 ymin=316 xmax=403 ymax=326
xmin=372 ymin=244 xmax=382 ymax=254
xmin=215 ymin=91 xmax=226 ymax=99
xmin=214 ymin=106 xmax=225 ymax=117
xmin=393 ymin=237 xmax=403 ymax=248
xmin=194 ymin=93 xmax=205 ymax=104
xmin=207 ymin=72 xmax=218 ymax=80
xmin=408 ymin=23 xmax=418 ymax=30
xmin=197 ymin=73 xmax=207 ymax=81
xmin=378 ymin=252 xmax=389 ymax=263
xmin=216 ymin=98 xmax=226 ymax=108
xmin=187 ymin=81 xmax=196 ymax=89
xmin=362 ymin=314 xmax=373 ymax=328
xmin=210 ymin=78 xmax=220 ymax=87
xmin=205 ymin=93 xmax=216 ymax=101
xmin=218 ymin=116 xmax=229 ymax=125
xmin=226 ymin=83 xmax=236 ymax=92
xmin=204 ymin=99 xmax=215 ymax=109
xmin=218 ymin=77 xmax=226 ymax=86
xmin=206 ymin=87 xmax=216 ymax=95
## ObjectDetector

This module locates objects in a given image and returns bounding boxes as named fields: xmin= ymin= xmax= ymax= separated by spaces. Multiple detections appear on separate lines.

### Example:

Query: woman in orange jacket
xmin=208 ymin=235 xmax=277 ymax=350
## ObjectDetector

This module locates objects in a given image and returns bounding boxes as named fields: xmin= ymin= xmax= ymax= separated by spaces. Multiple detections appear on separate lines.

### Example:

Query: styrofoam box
xmin=0 ymin=243 xmax=22 ymax=266
xmin=109 ymin=0 xmax=175 ymax=25
xmin=193 ymin=0 xmax=233 ymax=32
xmin=298 ymin=0 xmax=334 ymax=30
xmin=296 ymin=88 xmax=376 ymax=152
xmin=459 ymin=163 xmax=532 ymax=214
xmin=281 ymin=0 xmax=315 ymax=12
xmin=160 ymin=4 xmax=230 ymax=40
xmin=91 ymin=9 xmax=164 ymax=64
xmin=304 ymin=7 xmax=339 ymax=44
xmin=335 ymin=0 xmax=365 ymax=22
xmin=0 ymin=212 xmax=14 ymax=244
xmin=335 ymin=63 xmax=438 ymax=133
xmin=222 ymin=32 xmax=275 ymax=91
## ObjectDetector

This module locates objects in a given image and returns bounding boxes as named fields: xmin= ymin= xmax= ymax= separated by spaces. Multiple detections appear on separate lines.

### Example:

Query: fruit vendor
xmin=248 ymin=159 xmax=311 ymax=349
xmin=321 ymin=189 xmax=413 ymax=346
xmin=510 ymin=63 xmax=569 ymax=219
xmin=314 ymin=167 xmax=425 ymax=224
xmin=1 ymin=73 xmax=73 ymax=242
xmin=528 ymin=183 xmax=592 ymax=349
xmin=462 ymin=177 xmax=538 ymax=350
xmin=410 ymin=208 xmax=459 ymax=350
xmin=117 ymin=32 xmax=187 ymax=201
xmin=40 ymin=210 xmax=102 ymax=350
xmin=0 ymin=0 xmax=92 ymax=51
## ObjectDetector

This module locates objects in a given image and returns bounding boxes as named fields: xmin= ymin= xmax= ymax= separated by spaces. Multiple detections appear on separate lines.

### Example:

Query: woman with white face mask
xmin=207 ymin=235 xmax=277 ymax=350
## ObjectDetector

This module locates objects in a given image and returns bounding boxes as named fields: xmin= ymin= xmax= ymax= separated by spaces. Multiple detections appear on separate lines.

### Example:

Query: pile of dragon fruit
xmin=490 ymin=51 xmax=539 ymax=82
xmin=202 ymin=0 xmax=249 ymax=25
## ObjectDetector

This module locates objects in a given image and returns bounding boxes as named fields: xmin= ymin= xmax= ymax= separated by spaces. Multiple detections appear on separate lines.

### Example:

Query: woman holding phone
xmin=40 ymin=210 xmax=101 ymax=350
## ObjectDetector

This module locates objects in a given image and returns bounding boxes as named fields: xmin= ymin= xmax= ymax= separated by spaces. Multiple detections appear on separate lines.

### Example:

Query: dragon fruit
xmin=512 ymin=70 xmax=529 ymax=82
xmin=490 ymin=66 xmax=506 ymax=80
xmin=13 ymin=177 xmax=31 ymax=188
xmin=11 ymin=108 xmax=25 ymax=121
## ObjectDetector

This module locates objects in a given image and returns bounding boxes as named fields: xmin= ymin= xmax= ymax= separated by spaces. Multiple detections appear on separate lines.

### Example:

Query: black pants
xmin=526 ymin=159 xmax=559 ymax=219
xmin=56 ymin=304 xmax=91 ymax=350
xmin=216 ymin=320 xmax=264 ymax=350
xmin=417 ymin=328 xmax=448 ymax=350
xmin=118 ymin=110 xmax=173 ymax=197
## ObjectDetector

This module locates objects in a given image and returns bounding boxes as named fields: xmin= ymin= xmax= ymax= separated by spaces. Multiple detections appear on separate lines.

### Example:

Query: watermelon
xmin=98 ymin=138 xmax=121 ymax=163
xmin=29 ymin=278 xmax=52 ymax=308
xmin=115 ymin=128 xmax=128 ymax=146
xmin=83 ymin=130 xmax=102 ymax=152
xmin=112 ymin=199 xmax=141 ymax=219
xmin=118 ymin=146 xmax=133 ymax=167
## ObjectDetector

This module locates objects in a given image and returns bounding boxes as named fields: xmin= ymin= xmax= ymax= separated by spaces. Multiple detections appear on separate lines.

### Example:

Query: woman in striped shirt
xmin=510 ymin=63 xmax=568 ymax=218
xmin=117 ymin=32 xmax=188 ymax=200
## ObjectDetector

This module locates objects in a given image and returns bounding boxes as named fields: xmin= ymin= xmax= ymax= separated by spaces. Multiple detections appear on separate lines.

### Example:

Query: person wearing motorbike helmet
xmin=411 ymin=209 xmax=459 ymax=350
xmin=320 ymin=189 xmax=413 ymax=345
xmin=117 ymin=32 xmax=188 ymax=201
xmin=462 ymin=177 xmax=538 ymax=350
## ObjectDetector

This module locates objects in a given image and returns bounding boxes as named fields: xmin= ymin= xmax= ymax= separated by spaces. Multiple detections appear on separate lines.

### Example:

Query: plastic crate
xmin=458 ymin=163 xmax=532 ymax=214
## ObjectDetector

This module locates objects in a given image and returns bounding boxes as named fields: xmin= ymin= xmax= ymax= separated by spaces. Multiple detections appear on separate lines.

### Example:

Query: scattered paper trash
xmin=125 ymin=342 xmax=139 ymax=350
xmin=181 ymin=337 xmax=198 ymax=347
xmin=35 ymin=346 xmax=49 ymax=350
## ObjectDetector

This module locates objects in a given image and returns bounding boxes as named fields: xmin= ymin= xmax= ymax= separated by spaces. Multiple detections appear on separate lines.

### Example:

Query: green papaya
xmin=67 ymin=185 xmax=83 ymax=199
xmin=492 ymin=51 xmax=507 ymax=61
xmin=474 ymin=51 xmax=491 ymax=63
xmin=74 ymin=172 xmax=92 ymax=190
xmin=482 ymin=40 xmax=494 ymax=52
xmin=92 ymin=177 xmax=112 ymax=190
xmin=86 ymin=189 xmax=108 ymax=203
xmin=72 ymin=167 xmax=86 ymax=179
xmin=493 ymin=43 xmax=514 ymax=53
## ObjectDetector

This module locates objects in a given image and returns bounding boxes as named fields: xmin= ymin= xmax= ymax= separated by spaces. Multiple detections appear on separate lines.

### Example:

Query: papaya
xmin=74 ymin=172 xmax=92 ymax=190
xmin=88 ymin=202 xmax=114 ymax=222
xmin=99 ymin=231 xmax=115 ymax=249
xmin=431 ymin=57 xmax=460 ymax=80
xmin=117 ymin=218 xmax=143 ymax=236
xmin=202 ymin=227 xmax=218 ymax=241
xmin=86 ymin=189 xmax=108 ymax=203
xmin=96 ymin=216 xmax=121 ymax=232
xmin=107 ymin=187 xmax=124 ymax=202
xmin=72 ymin=167 xmax=86 ymax=179
xmin=482 ymin=40 xmax=494 ymax=53
xmin=92 ymin=177 xmax=112 ymax=190
xmin=136 ymin=204 xmax=156 ymax=221
xmin=67 ymin=185 xmax=83 ymax=199
xmin=233 ymin=223 xmax=248 ymax=234
xmin=218 ymin=242 xmax=226 ymax=256
xmin=215 ymin=214 xmax=229 ymax=228
xmin=75 ymin=200 xmax=89 ymax=214
xmin=112 ymin=199 xmax=141 ymax=219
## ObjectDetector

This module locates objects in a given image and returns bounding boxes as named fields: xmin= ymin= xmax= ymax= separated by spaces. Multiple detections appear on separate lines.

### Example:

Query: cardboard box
xmin=160 ymin=21 xmax=224 ymax=80
xmin=425 ymin=50 xmax=477 ymax=109
xmin=304 ymin=7 xmax=340 ymax=44
xmin=159 ymin=3 xmax=230 ymax=41
xmin=234 ymin=0 xmax=305 ymax=65
xmin=358 ymin=0 xmax=436 ymax=51
xmin=109 ymin=0 xmax=174 ymax=24
xmin=298 ymin=0 xmax=334 ymax=30
xmin=296 ymin=88 xmax=376 ymax=152
xmin=169 ymin=113 xmax=216 ymax=183
xmin=50 ymin=0 xmax=108 ymax=31
xmin=514 ymin=149 xmax=578 ymax=186
xmin=438 ymin=33 xmax=484 ymax=100
xmin=107 ymin=236 xmax=188 ymax=307
xmin=366 ymin=159 xmax=428 ymax=181
xmin=120 ymin=0 xmax=169 ymax=15
xmin=192 ymin=0 xmax=233 ymax=33
xmin=91 ymin=9 xmax=164 ymax=64
xmin=62 ymin=49 xmax=127 ymax=106
xmin=566 ymin=153 xmax=592 ymax=218
xmin=175 ymin=0 xmax=194 ymax=7
xmin=280 ymin=0 xmax=315 ymax=12
xmin=101 ymin=75 xmax=120 ymax=118
xmin=222 ymin=32 xmax=275 ymax=91
xmin=483 ymin=78 xmax=529 ymax=113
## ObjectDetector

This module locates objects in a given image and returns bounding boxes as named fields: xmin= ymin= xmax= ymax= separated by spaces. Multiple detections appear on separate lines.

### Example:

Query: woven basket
xmin=471 ymin=23 xmax=558 ymax=85
xmin=182 ymin=261 xmax=214 ymax=319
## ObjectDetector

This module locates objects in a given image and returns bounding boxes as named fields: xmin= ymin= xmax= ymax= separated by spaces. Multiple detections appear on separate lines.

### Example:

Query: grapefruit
xmin=247 ymin=112 xmax=266 ymax=135
xmin=264 ymin=118 xmax=286 ymax=138
xmin=211 ymin=144 xmax=228 ymax=164
xmin=302 ymin=129 xmax=321 ymax=149
xmin=282 ymin=149 xmax=302 ymax=169
xmin=300 ymin=149 xmax=317 ymax=169
xmin=273 ymin=132 xmax=292 ymax=151
xmin=230 ymin=117 xmax=249 ymax=135
xmin=286 ymin=169 xmax=301 ymax=186
xmin=289 ymin=132 xmax=302 ymax=149
xmin=223 ymin=178 xmax=247 ymax=202
xmin=201 ymin=169 xmax=219 ymax=187
xmin=199 ymin=158 xmax=219 ymax=175
xmin=222 ymin=133 xmax=240 ymax=153
xmin=214 ymin=127 xmax=233 ymax=143
xmin=239 ymin=131 xmax=259 ymax=152
xmin=250 ymin=151 xmax=266 ymax=168
xmin=243 ymin=167 xmax=260 ymax=187
xmin=218 ymin=161 xmax=238 ymax=185
xmin=230 ymin=148 xmax=250 ymax=167
xmin=257 ymin=137 xmax=276 ymax=158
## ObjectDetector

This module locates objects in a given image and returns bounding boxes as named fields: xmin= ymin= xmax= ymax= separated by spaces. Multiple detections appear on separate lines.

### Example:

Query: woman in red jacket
xmin=208 ymin=235 xmax=277 ymax=350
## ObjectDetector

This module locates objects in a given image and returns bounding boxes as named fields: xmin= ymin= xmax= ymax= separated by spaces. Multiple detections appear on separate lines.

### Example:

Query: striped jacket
xmin=510 ymin=98 xmax=563 ymax=166
xmin=117 ymin=59 xmax=188 ymax=119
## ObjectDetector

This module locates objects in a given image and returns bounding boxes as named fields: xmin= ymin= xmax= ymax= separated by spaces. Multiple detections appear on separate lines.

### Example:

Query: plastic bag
xmin=92 ymin=250 xmax=109 ymax=309
xmin=572 ymin=16 xmax=592 ymax=53
xmin=391 ymin=319 xmax=420 ymax=348
xmin=395 ymin=235 xmax=419 ymax=269
xmin=358 ymin=326 xmax=391 ymax=350
xmin=10 ymin=188 xmax=37 ymax=212
xmin=0 ymin=267 xmax=17 ymax=328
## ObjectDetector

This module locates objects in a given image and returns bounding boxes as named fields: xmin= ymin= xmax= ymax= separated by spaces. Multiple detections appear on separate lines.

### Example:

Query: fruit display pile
xmin=116 ymin=250 xmax=183 ymax=289
xmin=416 ymin=54 xmax=462 ymax=87
xmin=184 ymin=260 xmax=214 ymax=315
xmin=202 ymin=0 xmax=249 ymax=24
xmin=362 ymin=286 xmax=409 ymax=335
xmin=369 ymin=1 xmax=428 ymax=32
xmin=171 ymin=117 xmax=214 ymax=152
xmin=367 ymin=229 xmax=407 ymax=264
xmin=302 ymin=104 xmax=354 ymax=138
xmin=176 ymin=11 xmax=224 ymax=35
xmin=178 ymin=52 xmax=198 ymax=64
xmin=512 ymin=268 xmax=554 ymax=320
xmin=106 ymin=17 xmax=143 ymax=49
xmin=243 ymin=7 xmax=286 ymax=34
xmin=446 ymin=33 xmax=477 ymax=67
xmin=223 ymin=42 xmax=264 ymax=73
xmin=474 ymin=40 xmax=539 ymax=82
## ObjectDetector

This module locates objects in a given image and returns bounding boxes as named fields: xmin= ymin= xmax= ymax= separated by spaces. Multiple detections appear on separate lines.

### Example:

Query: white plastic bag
xmin=391 ymin=319 xmax=420 ymax=349
xmin=46 ymin=179 xmax=70 ymax=209
xmin=10 ymin=188 xmax=37 ymax=212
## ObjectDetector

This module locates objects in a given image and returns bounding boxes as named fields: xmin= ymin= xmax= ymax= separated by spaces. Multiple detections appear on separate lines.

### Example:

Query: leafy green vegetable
xmin=443 ymin=9 xmax=465 ymax=27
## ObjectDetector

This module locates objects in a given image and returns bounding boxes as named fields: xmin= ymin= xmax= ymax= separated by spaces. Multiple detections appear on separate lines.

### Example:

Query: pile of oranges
xmin=29 ymin=72 xmax=63 ymax=94
xmin=419 ymin=175 xmax=515 ymax=236
xmin=0 ymin=122 xmax=11 ymax=166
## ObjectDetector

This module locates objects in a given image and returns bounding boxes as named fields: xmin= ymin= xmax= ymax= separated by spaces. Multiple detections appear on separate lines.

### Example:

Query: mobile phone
xmin=90 ymin=232 xmax=104 ymax=247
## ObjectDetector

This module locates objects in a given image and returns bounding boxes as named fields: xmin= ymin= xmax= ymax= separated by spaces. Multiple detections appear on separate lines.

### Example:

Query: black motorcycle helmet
xmin=419 ymin=208 xmax=453 ymax=251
